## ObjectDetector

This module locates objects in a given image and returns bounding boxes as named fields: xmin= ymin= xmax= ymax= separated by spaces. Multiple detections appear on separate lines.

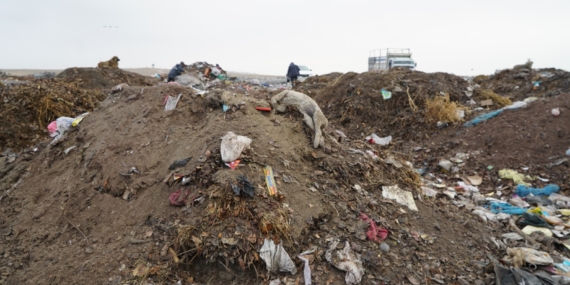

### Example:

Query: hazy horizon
xmin=1 ymin=0 xmax=569 ymax=76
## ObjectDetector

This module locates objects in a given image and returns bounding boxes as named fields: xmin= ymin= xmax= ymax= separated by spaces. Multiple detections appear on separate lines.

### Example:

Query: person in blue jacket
xmin=167 ymin=62 xmax=185 ymax=82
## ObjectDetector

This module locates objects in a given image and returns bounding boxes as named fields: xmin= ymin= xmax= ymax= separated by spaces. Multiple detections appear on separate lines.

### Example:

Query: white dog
xmin=271 ymin=90 xmax=328 ymax=148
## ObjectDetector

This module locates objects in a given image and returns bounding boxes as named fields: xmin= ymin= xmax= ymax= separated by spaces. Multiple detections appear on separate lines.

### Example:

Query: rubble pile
xmin=56 ymin=67 xmax=158 ymax=89
xmin=0 ymin=63 xmax=569 ymax=284
xmin=298 ymin=69 xmax=471 ymax=140
xmin=476 ymin=66 xmax=570 ymax=100
xmin=0 ymin=77 xmax=107 ymax=151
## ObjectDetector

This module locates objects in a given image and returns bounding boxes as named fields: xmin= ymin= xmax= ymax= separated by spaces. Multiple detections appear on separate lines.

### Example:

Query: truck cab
xmin=388 ymin=57 xmax=417 ymax=70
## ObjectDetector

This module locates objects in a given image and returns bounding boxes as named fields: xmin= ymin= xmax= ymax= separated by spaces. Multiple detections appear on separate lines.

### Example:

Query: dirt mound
xmin=428 ymin=94 xmax=570 ymax=170
xmin=298 ymin=70 xmax=470 ymax=142
xmin=56 ymin=67 xmax=158 ymax=89
xmin=0 ymin=78 xmax=107 ymax=151
xmin=477 ymin=67 xmax=570 ymax=101
xmin=0 ymin=81 xmax=510 ymax=285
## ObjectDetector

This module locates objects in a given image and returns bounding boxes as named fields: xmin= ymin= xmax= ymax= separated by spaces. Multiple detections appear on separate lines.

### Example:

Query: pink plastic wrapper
xmin=47 ymin=121 xmax=57 ymax=135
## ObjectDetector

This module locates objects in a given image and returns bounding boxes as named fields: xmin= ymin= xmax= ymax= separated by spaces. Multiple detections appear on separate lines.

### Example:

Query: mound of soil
xmin=0 ymin=82 xmax=511 ymax=285
xmin=477 ymin=67 xmax=570 ymax=101
xmin=423 ymin=94 xmax=570 ymax=181
xmin=0 ymin=78 xmax=107 ymax=151
xmin=56 ymin=68 xmax=158 ymax=89
xmin=298 ymin=70 xmax=470 ymax=142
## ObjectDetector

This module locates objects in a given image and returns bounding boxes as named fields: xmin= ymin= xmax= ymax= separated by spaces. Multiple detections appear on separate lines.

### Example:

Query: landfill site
xmin=1 ymin=59 xmax=570 ymax=285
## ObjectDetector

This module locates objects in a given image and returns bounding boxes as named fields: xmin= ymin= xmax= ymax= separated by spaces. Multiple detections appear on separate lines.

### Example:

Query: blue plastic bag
xmin=463 ymin=109 xmax=504 ymax=127
xmin=515 ymin=184 xmax=560 ymax=197
xmin=487 ymin=201 xmax=527 ymax=215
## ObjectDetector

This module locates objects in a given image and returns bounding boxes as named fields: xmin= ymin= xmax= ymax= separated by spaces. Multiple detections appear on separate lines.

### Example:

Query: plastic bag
xmin=487 ymin=202 xmax=526 ymax=215
xmin=515 ymin=184 xmax=559 ymax=197
xmin=220 ymin=132 xmax=252 ymax=162
xmin=365 ymin=134 xmax=392 ymax=146
xmin=549 ymin=193 xmax=570 ymax=208
xmin=499 ymin=169 xmax=532 ymax=187
xmin=506 ymin=247 xmax=554 ymax=267
xmin=259 ymin=239 xmax=297 ymax=275
xmin=325 ymin=240 xmax=364 ymax=285
xmin=464 ymin=109 xmax=503 ymax=127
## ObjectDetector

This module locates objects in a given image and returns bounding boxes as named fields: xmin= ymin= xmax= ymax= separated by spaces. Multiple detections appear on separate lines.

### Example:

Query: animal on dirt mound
xmin=271 ymin=90 xmax=328 ymax=148
xmin=97 ymin=56 xmax=120 ymax=69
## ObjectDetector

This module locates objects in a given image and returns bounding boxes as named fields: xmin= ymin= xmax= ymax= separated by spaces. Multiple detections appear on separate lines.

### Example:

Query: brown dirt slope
xmin=0 ymin=82 xmax=510 ymax=285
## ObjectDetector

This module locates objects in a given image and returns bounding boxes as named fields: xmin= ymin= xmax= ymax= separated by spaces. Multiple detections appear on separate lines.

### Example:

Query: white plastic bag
xmin=259 ymin=239 xmax=297 ymax=275
xmin=365 ymin=134 xmax=392 ymax=146
xmin=220 ymin=132 xmax=252 ymax=162
xmin=325 ymin=240 xmax=364 ymax=284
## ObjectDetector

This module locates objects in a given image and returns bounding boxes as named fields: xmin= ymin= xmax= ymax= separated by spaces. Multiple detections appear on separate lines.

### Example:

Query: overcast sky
xmin=1 ymin=0 xmax=569 ymax=76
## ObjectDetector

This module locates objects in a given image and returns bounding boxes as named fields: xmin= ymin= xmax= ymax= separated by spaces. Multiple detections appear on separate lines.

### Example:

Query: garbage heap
xmin=0 ymin=77 xmax=107 ymax=151
xmin=1 ymin=67 xmax=570 ymax=284
xmin=297 ymin=69 xmax=471 ymax=141
xmin=475 ymin=63 xmax=570 ymax=101
xmin=56 ymin=67 xmax=159 ymax=89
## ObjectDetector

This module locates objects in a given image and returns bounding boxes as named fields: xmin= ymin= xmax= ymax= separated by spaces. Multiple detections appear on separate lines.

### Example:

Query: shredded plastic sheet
xmin=382 ymin=185 xmax=418 ymax=211
xmin=365 ymin=133 xmax=392 ymax=145
xmin=259 ymin=239 xmax=297 ymax=275
xmin=164 ymin=93 xmax=182 ymax=111
xmin=325 ymin=240 xmax=364 ymax=284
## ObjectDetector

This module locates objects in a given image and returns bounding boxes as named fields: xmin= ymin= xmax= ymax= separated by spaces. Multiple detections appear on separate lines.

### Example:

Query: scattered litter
xmin=518 ymin=213 xmax=552 ymax=229
xmin=480 ymin=99 xmax=493 ymax=106
xmin=515 ymin=184 xmax=559 ymax=197
xmin=464 ymin=109 xmax=503 ymax=127
xmin=365 ymin=134 xmax=392 ymax=146
xmin=502 ymin=233 xmax=524 ymax=241
xmin=360 ymin=213 xmax=388 ymax=242
xmin=298 ymin=248 xmax=317 ymax=285
xmin=63 ymin=145 xmax=77 ymax=155
xmin=269 ymin=279 xmax=281 ymax=285
xmin=259 ymin=238 xmax=297 ymax=275
xmin=225 ymin=160 xmax=240 ymax=170
xmin=325 ymin=240 xmax=364 ymax=284
xmin=421 ymin=186 xmax=437 ymax=197
xmin=499 ymin=169 xmax=532 ymax=187
xmin=487 ymin=202 xmax=526 ymax=215
xmin=509 ymin=196 xmax=530 ymax=208
xmin=506 ymin=247 xmax=553 ymax=268
xmin=264 ymin=166 xmax=277 ymax=196
xmin=169 ymin=189 xmax=190 ymax=206
xmin=438 ymin=159 xmax=453 ymax=171
xmin=256 ymin=106 xmax=271 ymax=112
xmin=381 ymin=89 xmax=392 ymax=100
xmin=537 ymin=176 xmax=549 ymax=182
xmin=457 ymin=181 xmax=479 ymax=192
xmin=566 ymin=149 xmax=570 ymax=156
xmin=222 ymin=104 xmax=229 ymax=112
xmin=169 ymin=157 xmax=191 ymax=170
xmin=164 ymin=94 xmax=182 ymax=111
xmin=231 ymin=174 xmax=255 ymax=198
xmin=112 ymin=83 xmax=129 ymax=92
xmin=552 ymin=108 xmax=560 ymax=116
xmin=559 ymin=209 xmax=570 ymax=216
xmin=382 ymin=185 xmax=418 ymax=211
xmin=466 ymin=175 xmax=483 ymax=186
xmin=220 ymin=131 xmax=252 ymax=162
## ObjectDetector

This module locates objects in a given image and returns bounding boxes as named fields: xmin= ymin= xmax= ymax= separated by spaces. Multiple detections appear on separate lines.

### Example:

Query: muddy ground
xmin=0 ymin=65 xmax=569 ymax=285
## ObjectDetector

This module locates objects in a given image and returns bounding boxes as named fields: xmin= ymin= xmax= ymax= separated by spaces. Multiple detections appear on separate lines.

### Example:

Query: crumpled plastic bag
xmin=382 ymin=185 xmax=418 ymax=211
xmin=365 ymin=134 xmax=392 ymax=146
xmin=325 ymin=240 xmax=364 ymax=284
xmin=499 ymin=169 xmax=531 ymax=187
xmin=220 ymin=131 xmax=252 ymax=162
xmin=259 ymin=239 xmax=297 ymax=275
xmin=506 ymin=247 xmax=554 ymax=268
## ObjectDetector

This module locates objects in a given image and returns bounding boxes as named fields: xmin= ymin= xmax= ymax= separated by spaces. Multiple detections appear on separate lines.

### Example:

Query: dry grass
xmin=475 ymin=89 xmax=512 ymax=107
xmin=424 ymin=93 xmax=464 ymax=123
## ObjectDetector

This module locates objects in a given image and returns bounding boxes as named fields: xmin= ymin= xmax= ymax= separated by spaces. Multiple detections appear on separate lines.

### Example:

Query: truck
xmin=368 ymin=48 xmax=417 ymax=71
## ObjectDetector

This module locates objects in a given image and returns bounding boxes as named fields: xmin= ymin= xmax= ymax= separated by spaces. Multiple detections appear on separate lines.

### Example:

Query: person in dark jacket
xmin=286 ymin=62 xmax=300 ymax=88
xmin=167 ymin=62 xmax=186 ymax=82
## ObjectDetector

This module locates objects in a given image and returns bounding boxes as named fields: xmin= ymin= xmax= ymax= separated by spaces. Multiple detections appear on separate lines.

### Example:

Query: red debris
xmin=360 ymin=213 xmax=388 ymax=242
xmin=169 ymin=189 xmax=190 ymax=206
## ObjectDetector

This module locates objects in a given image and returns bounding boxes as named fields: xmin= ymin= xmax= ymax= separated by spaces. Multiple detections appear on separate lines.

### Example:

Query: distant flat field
xmin=1 ymin=68 xmax=285 ymax=80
